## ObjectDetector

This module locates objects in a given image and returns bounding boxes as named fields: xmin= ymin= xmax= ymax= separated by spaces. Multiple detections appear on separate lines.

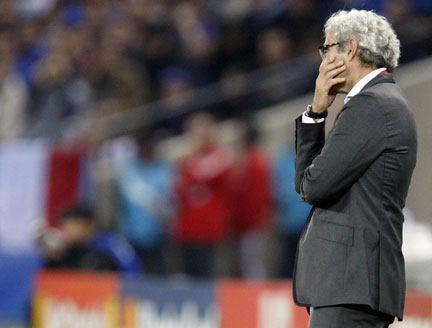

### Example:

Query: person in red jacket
xmin=230 ymin=126 xmax=273 ymax=278
xmin=174 ymin=112 xmax=232 ymax=277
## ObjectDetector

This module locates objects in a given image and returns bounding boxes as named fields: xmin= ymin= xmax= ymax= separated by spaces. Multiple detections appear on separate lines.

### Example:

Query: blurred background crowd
xmin=1 ymin=0 xmax=432 ymax=281
xmin=38 ymin=112 xmax=311 ymax=279
xmin=1 ymin=0 xmax=431 ymax=140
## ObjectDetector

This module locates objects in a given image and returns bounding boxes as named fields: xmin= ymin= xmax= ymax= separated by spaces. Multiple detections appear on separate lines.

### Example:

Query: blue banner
xmin=0 ymin=253 xmax=40 ymax=323
xmin=121 ymin=276 xmax=218 ymax=328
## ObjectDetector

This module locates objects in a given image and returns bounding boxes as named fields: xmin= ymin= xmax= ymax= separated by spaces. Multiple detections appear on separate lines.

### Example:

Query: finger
xmin=321 ymin=60 xmax=344 ymax=74
xmin=325 ymin=65 xmax=346 ymax=79
xmin=320 ymin=55 xmax=335 ymax=71
xmin=328 ymin=77 xmax=346 ymax=86
xmin=320 ymin=55 xmax=334 ymax=68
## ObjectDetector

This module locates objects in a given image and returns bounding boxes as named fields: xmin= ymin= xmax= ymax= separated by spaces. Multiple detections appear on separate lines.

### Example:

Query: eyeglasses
xmin=318 ymin=42 xmax=341 ymax=60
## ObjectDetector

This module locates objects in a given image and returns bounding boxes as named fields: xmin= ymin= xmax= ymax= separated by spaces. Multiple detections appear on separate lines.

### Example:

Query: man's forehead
xmin=324 ymin=32 xmax=335 ymax=44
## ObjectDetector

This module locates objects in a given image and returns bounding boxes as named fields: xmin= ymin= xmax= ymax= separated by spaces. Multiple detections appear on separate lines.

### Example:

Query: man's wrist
xmin=302 ymin=112 xmax=325 ymax=124
xmin=306 ymin=105 xmax=328 ymax=119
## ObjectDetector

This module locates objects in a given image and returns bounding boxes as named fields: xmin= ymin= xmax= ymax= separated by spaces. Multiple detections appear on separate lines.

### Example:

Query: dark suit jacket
xmin=293 ymin=73 xmax=417 ymax=320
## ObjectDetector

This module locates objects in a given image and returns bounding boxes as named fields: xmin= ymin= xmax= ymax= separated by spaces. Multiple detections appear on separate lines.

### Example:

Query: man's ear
xmin=346 ymin=38 xmax=358 ymax=62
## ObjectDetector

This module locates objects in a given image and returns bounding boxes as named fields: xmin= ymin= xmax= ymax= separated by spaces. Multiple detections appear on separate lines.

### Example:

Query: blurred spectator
xmin=246 ymin=0 xmax=286 ymax=29
xmin=256 ymin=27 xmax=293 ymax=67
xmin=39 ymin=205 xmax=142 ymax=273
xmin=157 ymin=67 xmax=194 ymax=135
xmin=15 ymin=18 xmax=47 ymax=87
xmin=92 ymin=135 xmax=139 ymax=230
xmin=402 ymin=208 xmax=432 ymax=287
xmin=174 ymin=112 xmax=232 ymax=277
xmin=272 ymin=146 xmax=311 ymax=279
xmin=15 ymin=0 xmax=57 ymax=19
xmin=0 ymin=0 xmax=14 ymax=25
xmin=134 ymin=25 xmax=176 ymax=93
xmin=272 ymin=0 xmax=322 ymax=48
xmin=171 ymin=1 xmax=220 ymax=86
xmin=253 ymin=27 xmax=304 ymax=108
xmin=116 ymin=129 xmax=174 ymax=275
xmin=230 ymin=126 xmax=273 ymax=279
xmin=28 ymin=35 xmax=91 ymax=140
xmin=215 ymin=22 xmax=253 ymax=73
xmin=80 ymin=0 xmax=111 ymax=36
xmin=86 ymin=20 xmax=151 ymax=116
xmin=0 ymin=24 xmax=28 ymax=139
xmin=384 ymin=0 xmax=432 ymax=64
xmin=208 ymin=0 xmax=255 ymax=23
xmin=217 ymin=64 xmax=253 ymax=119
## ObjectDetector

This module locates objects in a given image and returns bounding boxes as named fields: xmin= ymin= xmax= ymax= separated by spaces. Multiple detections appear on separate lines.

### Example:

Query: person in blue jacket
xmin=42 ymin=206 xmax=142 ymax=273
xmin=116 ymin=129 xmax=174 ymax=275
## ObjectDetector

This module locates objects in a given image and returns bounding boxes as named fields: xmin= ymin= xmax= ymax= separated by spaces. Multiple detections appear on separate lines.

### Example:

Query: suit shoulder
xmin=360 ymin=82 xmax=409 ymax=110
xmin=341 ymin=92 xmax=384 ymax=122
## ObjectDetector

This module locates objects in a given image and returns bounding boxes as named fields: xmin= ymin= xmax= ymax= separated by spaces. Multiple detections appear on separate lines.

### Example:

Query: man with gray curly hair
xmin=294 ymin=9 xmax=417 ymax=327
xmin=324 ymin=9 xmax=401 ymax=72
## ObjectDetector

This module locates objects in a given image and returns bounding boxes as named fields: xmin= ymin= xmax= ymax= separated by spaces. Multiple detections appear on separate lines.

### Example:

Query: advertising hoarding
xmin=33 ymin=271 xmax=120 ymax=328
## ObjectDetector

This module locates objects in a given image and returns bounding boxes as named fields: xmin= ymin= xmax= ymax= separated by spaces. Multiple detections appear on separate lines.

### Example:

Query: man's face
xmin=323 ymin=32 xmax=348 ymax=94
xmin=61 ymin=217 xmax=93 ymax=247
xmin=187 ymin=114 xmax=215 ymax=148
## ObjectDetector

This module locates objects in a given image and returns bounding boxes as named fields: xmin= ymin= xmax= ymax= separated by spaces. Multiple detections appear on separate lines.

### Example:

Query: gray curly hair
xmin=324 ymin=9 xmax=400 ymax=72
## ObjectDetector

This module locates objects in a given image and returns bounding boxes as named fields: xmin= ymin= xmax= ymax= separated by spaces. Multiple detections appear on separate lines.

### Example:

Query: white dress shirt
xmin=302 ymin=67 xmax=387 ymax=124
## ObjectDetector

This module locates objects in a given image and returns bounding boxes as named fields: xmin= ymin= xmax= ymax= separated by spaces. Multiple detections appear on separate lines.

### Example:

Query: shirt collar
xmin=344 ymin=67 xmax=387 ymax=104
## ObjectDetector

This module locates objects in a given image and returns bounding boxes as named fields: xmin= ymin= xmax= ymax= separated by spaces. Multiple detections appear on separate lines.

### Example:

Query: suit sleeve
xmin=295 ymin=94 xmax=387 ymax=205
xmin=294 ymin=116 xmax=326 ymax=194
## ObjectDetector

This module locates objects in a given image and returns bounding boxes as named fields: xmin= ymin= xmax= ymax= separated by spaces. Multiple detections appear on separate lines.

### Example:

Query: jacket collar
xmin=345 ymin=68 xmax=388 ymax=102
xmin=361 ymin=72 xmax=395 ymax=92
xmin=335 ymin=72 xmax=395 ymax=122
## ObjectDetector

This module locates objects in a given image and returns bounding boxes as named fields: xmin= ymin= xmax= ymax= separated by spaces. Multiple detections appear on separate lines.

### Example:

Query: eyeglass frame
xmin=318 ymin=42 xmax=342 ymax=60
